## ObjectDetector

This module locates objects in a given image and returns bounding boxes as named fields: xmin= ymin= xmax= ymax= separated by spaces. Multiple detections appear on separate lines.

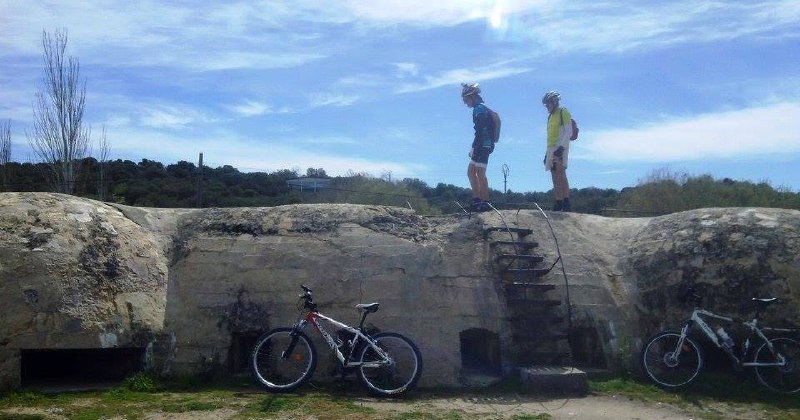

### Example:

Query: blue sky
xmin=2 ymin=0 xmax=799 ymax=193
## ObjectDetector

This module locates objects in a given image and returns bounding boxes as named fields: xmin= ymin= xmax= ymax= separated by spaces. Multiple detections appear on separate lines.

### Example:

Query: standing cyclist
xmin=542 ymin=90 xmax=573 ymax=212
xmin=462 ymin=83 xmax=496 ymax=212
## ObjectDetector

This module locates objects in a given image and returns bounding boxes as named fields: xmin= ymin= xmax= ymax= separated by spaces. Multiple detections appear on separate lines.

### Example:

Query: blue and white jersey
xmin=472 ymin=102 xmax=495 ymax=149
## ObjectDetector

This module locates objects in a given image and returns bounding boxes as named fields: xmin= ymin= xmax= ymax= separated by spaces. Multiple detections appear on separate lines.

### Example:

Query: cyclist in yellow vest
xmin=542 ymin=91 xmax=573 ymax=212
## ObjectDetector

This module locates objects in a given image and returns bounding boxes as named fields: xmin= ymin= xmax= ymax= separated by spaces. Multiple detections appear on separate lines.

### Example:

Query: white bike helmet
xmin=542 ymin=90 xmax=561 ymax=104
xmin=461 ymin=83 xmax=481 ymax=98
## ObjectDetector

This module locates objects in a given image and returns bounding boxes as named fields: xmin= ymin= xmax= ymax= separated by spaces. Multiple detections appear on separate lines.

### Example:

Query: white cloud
xmin=396 ymin=64 xmax=531 ymax=93
xmin=494 ymin=1 xmax=800 ymax=54
xmin=139 ymin=105 xmax=212 ymax=129
xmin=583 ymin=102 xmax=800 ymax=162
xmin=227 ymin=100 xmax=274 ymax=117
xmin=340 ymin=0 xmax=547 ymax=26
xmin=0 ymin=1 xmax=329 ymax=71
xmin=393 ymin=62 xmax=419 ymax=78
xmin=308 ymin=94 xmax=360 ymax=108
xmin=98 ymin=126 xmax=424 ymax=178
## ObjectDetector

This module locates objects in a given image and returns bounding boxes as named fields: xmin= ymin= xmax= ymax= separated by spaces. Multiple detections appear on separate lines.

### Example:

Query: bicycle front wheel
xmin=357 ymin=332 xmax=422 ymax=397
xmin=251 ymin=327 xmax=317 ymax=392
xmin=754 ymin=337 xmax=800 ymax=393
xmin=641 ymin=330 xmax=703 ymax=388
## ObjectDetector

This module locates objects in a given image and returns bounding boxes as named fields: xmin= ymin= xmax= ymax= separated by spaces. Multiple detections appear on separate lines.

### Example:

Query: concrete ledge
xmin=518 ymin=366 xmax=588 ymax=396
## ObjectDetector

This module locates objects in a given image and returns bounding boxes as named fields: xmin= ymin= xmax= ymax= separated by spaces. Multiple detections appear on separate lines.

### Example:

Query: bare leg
xmin=468 ymin=162 xmax=480 ymax=198
xmin=550 ymin=161 xmax=562 ymax=200
xmin=554 ymin=159 xmax=569 ymax=199
xmin=475 ymin=166 xmax=489 ymax=201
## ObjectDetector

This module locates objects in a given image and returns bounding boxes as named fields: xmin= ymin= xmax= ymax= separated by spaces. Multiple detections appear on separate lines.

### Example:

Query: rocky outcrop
xmin=1 ymin=192 xmax=799 ymax=390
xmin=0 ymin=193 xmax=169 ymax=389
xmin=631 ymin=208 xmax=800 ymax=332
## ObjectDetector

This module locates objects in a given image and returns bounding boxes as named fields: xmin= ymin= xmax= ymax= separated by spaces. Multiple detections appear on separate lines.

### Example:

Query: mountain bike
xmin=251 ymin=285 xmax=423 ymax=397
xmin=640 ymin=287 xmax=800 ymax=393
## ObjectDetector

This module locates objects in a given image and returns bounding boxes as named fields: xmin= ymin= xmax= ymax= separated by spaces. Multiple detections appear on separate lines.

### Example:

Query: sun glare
xmin=489 ymin=6 xmax=504 ymax=29
xmin=488 ymin=0 xmax=509 ymax=31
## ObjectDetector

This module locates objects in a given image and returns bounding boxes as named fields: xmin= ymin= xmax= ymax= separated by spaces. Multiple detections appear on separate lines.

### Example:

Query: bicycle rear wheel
xmin=357 ymin=332 xmax=422 ymax=397
xmin=641 ymin=330 xmax=703 ymax=388
xmin=251 ymin=327 xmax=317 ymax=392
xmin=754 ymin=337 xmax=800 ymax=393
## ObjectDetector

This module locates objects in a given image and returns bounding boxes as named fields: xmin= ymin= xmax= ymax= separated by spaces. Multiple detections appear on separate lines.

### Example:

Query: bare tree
xmin=27 ymin=29 xmax=90 ymax=194
xmin=1 ymin=119 xmax=11 ymax=191
xmin=97 ymin=125 xmax=111 ymax=200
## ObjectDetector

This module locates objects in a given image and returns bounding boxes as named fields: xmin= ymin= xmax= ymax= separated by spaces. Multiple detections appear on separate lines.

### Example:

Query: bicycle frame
xmin=291 ymin=309 xmax=392 ymax=368
xmin=676 ymin=308 xmax=787 ymax=368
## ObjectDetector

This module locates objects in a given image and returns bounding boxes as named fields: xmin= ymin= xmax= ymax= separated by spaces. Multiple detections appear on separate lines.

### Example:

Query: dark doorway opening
xmin=229 ymin=332 xmax=261 ymax=374
xmin=21 ymin=348 xmax=146 ymax=387
xmin=569 ymin=327 xmax=606 ymax=367
xmin=460 ymin=328 xmax=501 ymax=375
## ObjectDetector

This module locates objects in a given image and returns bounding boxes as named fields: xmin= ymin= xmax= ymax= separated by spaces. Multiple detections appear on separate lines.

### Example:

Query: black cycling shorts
xmin=471 ymin=146 xmax=493 ymax=167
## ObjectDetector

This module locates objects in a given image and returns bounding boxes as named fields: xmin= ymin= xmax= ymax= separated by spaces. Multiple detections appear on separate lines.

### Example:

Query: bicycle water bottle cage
xmin=355 ymin=303 xmax=380 ymax=314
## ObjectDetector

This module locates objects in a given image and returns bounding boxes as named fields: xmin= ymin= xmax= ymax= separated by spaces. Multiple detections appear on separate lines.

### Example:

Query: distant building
xmin=286 ymin=177 xmax=331 ymax=192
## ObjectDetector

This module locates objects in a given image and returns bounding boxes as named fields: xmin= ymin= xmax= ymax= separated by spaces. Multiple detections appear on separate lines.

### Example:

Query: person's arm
xmin=557 ymin=108 xmax=573 ymax=148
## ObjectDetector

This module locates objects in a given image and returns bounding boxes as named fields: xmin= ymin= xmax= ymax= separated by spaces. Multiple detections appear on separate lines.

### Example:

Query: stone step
xmin=483 ymin=227 xmax=532 ymax=239
xmin=495 ymin=254 xmax=545 ymax=264
xmin=501 ymin=268 xmax=553 ymax=281
xmin=489 ymin=240 xmax=539 ymax=249
xmin=503 ymin=283 xmax=555 ymax=293
xmin=518 ymin=366 xmax=588 ymax=396
xmin=506 ymin=313 xmax=564 ymax=324
xmin=505 ymin=297 xmax=561 ymax=307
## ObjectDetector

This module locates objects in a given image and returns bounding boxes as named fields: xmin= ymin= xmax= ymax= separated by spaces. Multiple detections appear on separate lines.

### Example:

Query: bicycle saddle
xmin=355 ymin=303 xmax=380 ymax=313
xmin=752 ymin=297 xmax=778 ymax=304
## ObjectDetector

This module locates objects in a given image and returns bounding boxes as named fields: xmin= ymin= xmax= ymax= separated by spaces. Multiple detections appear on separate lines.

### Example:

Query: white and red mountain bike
xmin=251 ymin=285 xmax=422 ymax=397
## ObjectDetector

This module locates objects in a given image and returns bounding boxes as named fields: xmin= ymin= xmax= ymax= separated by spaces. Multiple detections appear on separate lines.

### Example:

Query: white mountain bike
xmin=640 ymin=287 xmax=800 ymax=393
xmin=251 ymin=285 xmax=422 ymax=397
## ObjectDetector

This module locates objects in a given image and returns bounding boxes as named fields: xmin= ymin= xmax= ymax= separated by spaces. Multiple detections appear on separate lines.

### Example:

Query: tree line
xmin=1 ymin=158 xmax=798 ymax=216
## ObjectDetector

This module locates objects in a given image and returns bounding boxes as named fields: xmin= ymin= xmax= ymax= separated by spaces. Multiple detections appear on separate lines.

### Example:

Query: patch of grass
xmin=0 ymin=392 xmax=48 ymax=408
xmin=0 ymin=414 xmax=47 ymax=420
xmin=590 ymin=374 xmax=800 ymax=419
xmin=161 ymin=400 xmax=223 ymax=413
xmin=392 ymin=412 xmax=459 ymax=420
xmin=99 ymin=387 xmax=151 ymax=403
xmin=512 ymin=415 xmax=553 ymax=420
xmin=255 ymin=394 xmax=303 ymax=413
xmin=122 ymin=372 xmax=160 ymax=393
xmin=244 ymin=392 xmax=378 ymax=419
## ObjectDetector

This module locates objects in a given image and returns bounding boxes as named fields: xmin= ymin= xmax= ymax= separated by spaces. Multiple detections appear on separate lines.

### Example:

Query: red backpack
xmin=560 ymin=109 xmax=579 ymax=141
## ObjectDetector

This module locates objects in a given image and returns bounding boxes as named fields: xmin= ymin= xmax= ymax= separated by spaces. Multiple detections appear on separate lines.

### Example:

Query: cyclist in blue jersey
xmin=461 ymin=83 xmax=496 ymax=212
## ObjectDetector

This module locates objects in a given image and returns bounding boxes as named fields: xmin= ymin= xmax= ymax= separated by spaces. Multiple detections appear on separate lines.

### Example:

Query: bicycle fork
xmin=666 ymin=322 xmax=693 ymax=366
xmin=281 ymin=321 xmax=307 ymax=360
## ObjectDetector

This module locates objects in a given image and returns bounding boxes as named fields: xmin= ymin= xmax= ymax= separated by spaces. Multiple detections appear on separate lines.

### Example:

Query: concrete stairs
xmin=485 ymin=224 xmax=588 ymax=395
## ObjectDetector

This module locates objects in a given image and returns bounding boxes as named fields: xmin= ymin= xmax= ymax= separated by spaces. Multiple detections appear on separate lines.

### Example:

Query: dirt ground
xmin=360 ymin=393 xmax=700 ymax=419
xmin=0 ymin=390 xmax=757 ymax=420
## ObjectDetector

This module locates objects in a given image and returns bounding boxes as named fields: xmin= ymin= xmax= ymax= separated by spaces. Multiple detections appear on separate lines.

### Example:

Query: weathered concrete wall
xmin=0 ymin=193 xmax=169 ymax=389
xmin=630 ymin=208 xmax=800 ymax=333
xmin=2 ymin=192 xmax=799 ymax=389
